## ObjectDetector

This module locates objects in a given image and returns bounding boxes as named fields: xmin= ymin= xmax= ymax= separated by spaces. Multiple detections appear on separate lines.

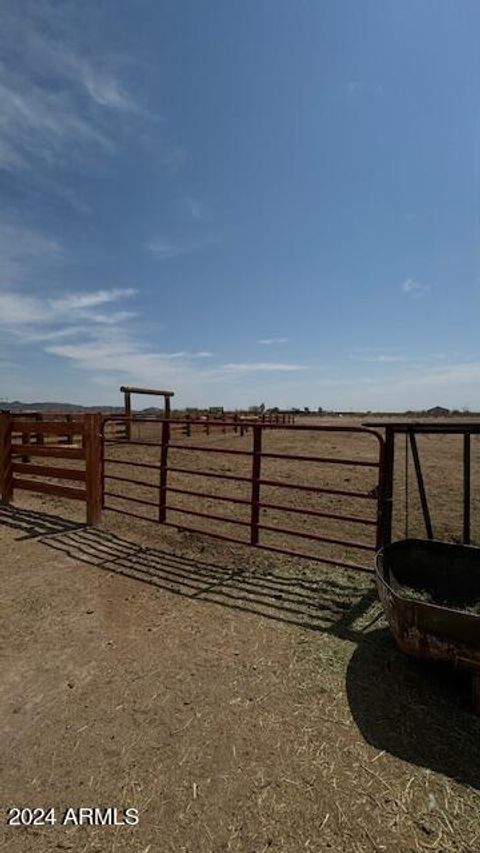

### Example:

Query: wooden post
xmin=84 ymin=413 xmax=102 ymax=526
xmin=21 ymin=428 xmax=30 ymax=464
xmin=36 ymin=412 xmax=44 ymax=446
xmin=65 ymin=413 xmax=73 ymax=445
xmin=205 ymin=413 xmax=210 ymax=436
xmin=185 ymin=414 xmax=191 ymax=438
xmin=250 ymin=424 xmax=263 ymax=545
xmin=0 ymin=413 xmax=13 ymax=505
xmin=164 ymin=395 xmax=171 ymax=420
xmin=124 ymin=390 xmax=131 ymax=441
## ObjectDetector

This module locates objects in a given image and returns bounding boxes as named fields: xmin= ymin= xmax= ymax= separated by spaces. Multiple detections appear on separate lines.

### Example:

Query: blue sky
xmin=1 ymin=0 xmax=479 ymax=410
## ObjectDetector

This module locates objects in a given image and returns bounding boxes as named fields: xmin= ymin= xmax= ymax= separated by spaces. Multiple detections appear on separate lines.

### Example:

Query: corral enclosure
xmin=3 ymin=415 xmax=480 ymax=852
xmin=4 ymin=412 xmax=480 ymax=570
xmin=102 ymin=415 xmax=480 ymax=566
xmin=103 ymin=416 xmax=383 ymax=572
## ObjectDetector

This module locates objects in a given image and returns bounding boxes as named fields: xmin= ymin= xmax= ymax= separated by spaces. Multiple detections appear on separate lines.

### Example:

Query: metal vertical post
xmin=250 ymin=424 xmax=262 ymax=545
xmin=464 ymin=433 xmax=471 ymax=545
xmin=84 ymin=413 xmax=102 ymax=526
xmin=159 ymin=418 xmax=170 ymax=523
xmin=409 ymin=430 xmax=433 ymax=540
xmin=381 ymin=425 xmax=395 ymax=547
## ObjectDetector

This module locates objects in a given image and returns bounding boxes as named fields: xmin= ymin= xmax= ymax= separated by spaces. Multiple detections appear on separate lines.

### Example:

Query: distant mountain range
xmin=1 ymin=400 xmax=164 ymax=415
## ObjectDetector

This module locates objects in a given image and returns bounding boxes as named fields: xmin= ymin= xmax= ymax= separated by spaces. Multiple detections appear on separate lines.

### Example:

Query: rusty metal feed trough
xmin=376 ymin=539 xmax=480 ymax=712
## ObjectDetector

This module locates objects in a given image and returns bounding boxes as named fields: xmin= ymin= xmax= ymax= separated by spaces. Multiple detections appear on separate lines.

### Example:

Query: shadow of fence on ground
xmin=3 ymin=504 xmax=480 ymax=790
xmin=0 ymin=504 xmax=379 ymax=641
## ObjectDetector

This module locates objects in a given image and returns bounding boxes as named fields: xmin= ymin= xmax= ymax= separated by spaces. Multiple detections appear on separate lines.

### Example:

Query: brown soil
xmin=2 ymin=418 xmax=480 ymax=852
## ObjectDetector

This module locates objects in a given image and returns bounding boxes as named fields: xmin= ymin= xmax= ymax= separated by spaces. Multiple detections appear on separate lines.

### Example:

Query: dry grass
xmin=2 ymin=417 xmax=480 ymax=852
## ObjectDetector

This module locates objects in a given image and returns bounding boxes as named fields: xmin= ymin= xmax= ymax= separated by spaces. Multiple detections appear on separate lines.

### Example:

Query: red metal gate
xmin=101 ymin=418 xmax=385 ymax=572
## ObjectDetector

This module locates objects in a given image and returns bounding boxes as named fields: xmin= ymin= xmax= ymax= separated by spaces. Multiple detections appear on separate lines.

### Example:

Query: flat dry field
xmin=2 ymin=417 xmax=480 ymax=852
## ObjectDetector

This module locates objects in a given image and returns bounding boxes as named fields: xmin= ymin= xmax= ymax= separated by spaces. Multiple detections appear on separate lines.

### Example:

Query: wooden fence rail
xmin=0 ymin=412 xmax=102 ymax=525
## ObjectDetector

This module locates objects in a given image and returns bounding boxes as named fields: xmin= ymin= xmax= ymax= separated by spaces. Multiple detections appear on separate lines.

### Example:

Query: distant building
xmin=426 ymin=405 xmax=450 ymax=417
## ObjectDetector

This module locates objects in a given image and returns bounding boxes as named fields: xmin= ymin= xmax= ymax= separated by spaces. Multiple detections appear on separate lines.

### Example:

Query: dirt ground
xmin=2 ymin=418 xmax=480 ymax=852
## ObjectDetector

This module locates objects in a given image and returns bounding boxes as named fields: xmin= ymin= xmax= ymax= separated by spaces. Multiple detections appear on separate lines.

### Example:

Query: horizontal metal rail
xmin=258 ymin=522 xmax=375 ymax=551
xmin=168 ymin=485 xmax=251 ymax=506
xmin=104 ymin=458 xmax=161 ymax=471
xmin=169 ymin=443 xmax=252 ymax=456
xmin=105 ymin=473 xmax=157 ymax=489
xmin=104 ymin=490 xmax=157 ymax=508
xmin=167 ymin=486 xmax=375 ymax=524
xmin=106 ymin=416 xmax=384 ymax=438
xmin=100 ymin=417 xmax=384 ymax=571
xmin=168 ymin=466 xmax=252 ymax=484
xmin=167 ymin=505 xmax=250 ymax=527
xmin=261 ymin=451 xmax=378 ymax=468
xmin=105 ymin=459 xmax=374 ymax=501
xmin=259 ymin=477 xmax=374 ymax=500
xmin=102 ymin=504 xmax=373 ymax=573
xmin=103 ymin=504 xmax=157 ymax=523
xmin=259 ymin=501 xmax=376 ymax=525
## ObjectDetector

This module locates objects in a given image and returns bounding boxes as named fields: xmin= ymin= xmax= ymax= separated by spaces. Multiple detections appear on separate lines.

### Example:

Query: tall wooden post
xmin=164 ymin=394 xmax=171 ymax=420
xmin=21 ymin=428 xmax=30 ymax=464
xmin=84 ymin=413 xmax=102 ymax=526
xmin=36 ymin=412 xmax=44 ymax=446
xmin=124 ymin=390 xmax=131 ymax=441
xmin=0 ymin=413 xmax=13 ymax=505
xmin=65 ymin=413 xmax=73 ymax=445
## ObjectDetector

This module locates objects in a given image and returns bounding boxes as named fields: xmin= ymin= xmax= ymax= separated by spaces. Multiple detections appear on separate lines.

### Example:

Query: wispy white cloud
xmin=44 ymin=337 xmax=222 ymax=400
xmin=51 ymin=289 xmax=136 ymax=312
xmin=402 ymin=277 xmax=431 ymax=298
xmin=0 ymin=288 xmax=136 ymax=334
xmin=222 ymin=363 xmax=307 ymax=373
xmin=0 ymin=3 xmax=142 ymax=177
xmin=357 ymin=354 xmax=407 ymax=363
xmin=257 ymin=337 xmax=291 ymax=346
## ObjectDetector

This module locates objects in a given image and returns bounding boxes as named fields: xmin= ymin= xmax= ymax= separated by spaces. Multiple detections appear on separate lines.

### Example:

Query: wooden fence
xmin=0 ymin=412 xmax=102 ymax=525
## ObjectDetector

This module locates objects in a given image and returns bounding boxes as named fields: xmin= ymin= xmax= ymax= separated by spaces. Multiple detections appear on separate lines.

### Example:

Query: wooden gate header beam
xmin=120 ymin=386 xmax=174 ymax=397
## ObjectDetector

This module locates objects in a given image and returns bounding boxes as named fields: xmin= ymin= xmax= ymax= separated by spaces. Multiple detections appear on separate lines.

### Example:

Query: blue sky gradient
xmin=1 ymin=0 xmax=479 ymax=410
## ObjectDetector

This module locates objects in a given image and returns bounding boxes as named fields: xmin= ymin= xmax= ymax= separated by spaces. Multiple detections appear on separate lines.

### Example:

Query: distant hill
xmin=1 ymin=400 xmax=167 ymax=415
xmin=1 ymin=400 xmax=124 ymax=413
